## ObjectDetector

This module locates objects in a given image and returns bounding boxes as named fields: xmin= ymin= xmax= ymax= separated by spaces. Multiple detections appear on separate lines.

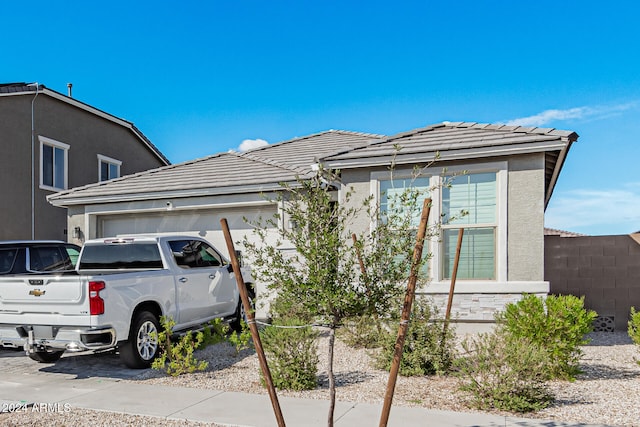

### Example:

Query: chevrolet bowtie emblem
xmin=29 ymin=289 xmax=46 ymax=297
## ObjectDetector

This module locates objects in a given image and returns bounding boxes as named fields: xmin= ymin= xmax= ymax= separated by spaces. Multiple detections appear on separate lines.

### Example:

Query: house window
xmin=380 ymin=177 xmax=431 ymax=227
xmin=379 ymin=176 xmax=432 ymax=275
xmin=441 ymin=172 xmax=497 ymax=280
xmin=98 ymin=155 xmax=121 ymax=181
xmin=39 ymin=136 xmax=69 ymax=190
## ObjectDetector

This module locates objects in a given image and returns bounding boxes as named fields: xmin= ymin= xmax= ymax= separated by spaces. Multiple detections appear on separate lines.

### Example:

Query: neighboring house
xmin=48 ymin=122 xmax=577 ymax=326
xmin=0 ymin=82 xmax=169 ymax=240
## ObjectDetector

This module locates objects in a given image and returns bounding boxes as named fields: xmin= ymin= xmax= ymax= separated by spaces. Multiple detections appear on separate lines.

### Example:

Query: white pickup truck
xmin=0 ymin=235 xmax=254 ymax=368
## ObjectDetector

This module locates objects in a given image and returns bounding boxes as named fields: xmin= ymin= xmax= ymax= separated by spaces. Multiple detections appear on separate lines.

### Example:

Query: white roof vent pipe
xmin=67 ymin=83 xmax=73 ymax=98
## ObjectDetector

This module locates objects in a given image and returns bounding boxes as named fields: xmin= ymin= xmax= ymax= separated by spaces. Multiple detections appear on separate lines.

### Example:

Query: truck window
xmin=65 ymin=245 xmax=81 ymax=267
xmin=0 ymin=249 xmax=17 ymax=274
xmin=79 ymin=243 xmax=163 ymax=269
xmin=29 ymin=246 xmax=74 ymax=272
xmin=169 ymin=240 xmax=224 ymax=268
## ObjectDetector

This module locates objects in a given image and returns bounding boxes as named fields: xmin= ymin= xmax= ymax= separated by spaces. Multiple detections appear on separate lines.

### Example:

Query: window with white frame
xmin=98 ymin=155 xmax=121 ymax=182
xmin=379 ymin=177 xmax=431 ymax=227
xmin=378 ymin=176 xmax=432 ymax=275
xmin=40 ymin=136 xmax=69 ymax=190
xmin=441 ymin=172 xmax=497 ymax=280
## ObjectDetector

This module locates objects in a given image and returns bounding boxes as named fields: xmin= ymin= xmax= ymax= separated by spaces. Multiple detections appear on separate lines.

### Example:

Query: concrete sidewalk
xmin=0 ymin=372 xmax=613 ymax=427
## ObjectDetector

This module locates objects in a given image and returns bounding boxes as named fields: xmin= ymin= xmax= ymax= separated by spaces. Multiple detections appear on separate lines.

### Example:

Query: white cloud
xmin=545 ymin=184 xmax=640 ymax=235
xmin=238 ymin=138 xmax=269 ymax=152
xmin=505 ymin=102 xmax=637 ymax=127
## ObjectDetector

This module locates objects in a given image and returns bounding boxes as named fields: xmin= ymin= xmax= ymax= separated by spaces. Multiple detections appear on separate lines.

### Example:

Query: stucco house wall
xmin=0 ymin=83 xmax=168 ymax=240
xmin=338 ymin=153 xmax=548 ymax=323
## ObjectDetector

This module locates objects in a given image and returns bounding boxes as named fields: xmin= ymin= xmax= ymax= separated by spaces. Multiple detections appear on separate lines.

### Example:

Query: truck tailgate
xmin=0 ymin=273 xmax=88 ymax=320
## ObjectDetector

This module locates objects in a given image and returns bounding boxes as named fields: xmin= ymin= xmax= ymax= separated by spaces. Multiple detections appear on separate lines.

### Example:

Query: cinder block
xmin=604 ymin=245 xmax=629 ymax=257
xmin=597 ymin=279 xmax=617 ymax=289
xmin=615 ymin=255 xmax=640 ymax=267
xmin=579 ymin=245 xmax=604 ymax=256
xmin=567 ymin=256 xmax=592 ymax=268
xmin=567 ymin=277 xmax=592 ymax=290
xmin=628 ymin=265 xmax=640 ymax=278
xmin=579 ymin=267 xmax=603 ymax=279
xmin=592 ymin=256 xmax=616 ymax=267
xmin=594 ymin=236 xmax=618 ymax=247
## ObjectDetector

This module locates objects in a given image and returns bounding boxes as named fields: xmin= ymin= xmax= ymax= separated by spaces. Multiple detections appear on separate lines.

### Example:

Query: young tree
xmin=243 ymin=166 xmax=438 ymax=426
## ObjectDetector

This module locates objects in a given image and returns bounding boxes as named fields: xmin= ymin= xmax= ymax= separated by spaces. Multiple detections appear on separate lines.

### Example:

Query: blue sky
xmin=3 ymin=1 xmax=639 ymax=235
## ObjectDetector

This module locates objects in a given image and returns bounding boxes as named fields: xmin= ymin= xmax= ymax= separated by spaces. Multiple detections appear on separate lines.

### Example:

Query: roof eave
xmin=47 ymin=180 xmax=305 ymax=207
xmin=322 ymin=140 xmax=571 ymax=170
xmin=544 ymin=134 xmax=578 ymax=209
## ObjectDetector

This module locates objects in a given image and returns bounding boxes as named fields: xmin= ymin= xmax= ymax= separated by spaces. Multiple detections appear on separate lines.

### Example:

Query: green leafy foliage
xmin=151 ymin=316 xmax=209 ymax=376
xmin=496 ymin=294 xmax=597 ymax=380
xmin=339 ymin=314 xmax=385 ymax=349
xmin=259 ymin=319 xmax=319 ymax=390
xmin=375 ymin=298 xmax=456 ymax=376
xmin=228 ymin=319 xmax=253 ymax=354
xmin=243 ymin=163 xmax=444 ymax=423
xmin=629 ymin=307 xmax=640 ymax=364
xmin=455 ymin=332 xmax=553 ymax=413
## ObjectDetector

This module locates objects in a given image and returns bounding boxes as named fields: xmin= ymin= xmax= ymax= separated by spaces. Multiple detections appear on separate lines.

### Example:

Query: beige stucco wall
xmin=507 ymin=153 xmax=546 ymax=281
xmin=338 ymin=155 xmax=549 ymax=325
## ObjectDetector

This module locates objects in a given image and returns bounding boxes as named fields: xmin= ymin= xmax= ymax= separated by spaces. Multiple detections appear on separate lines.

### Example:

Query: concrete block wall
xmin=544 ymin=234 xmax=640 ymax=331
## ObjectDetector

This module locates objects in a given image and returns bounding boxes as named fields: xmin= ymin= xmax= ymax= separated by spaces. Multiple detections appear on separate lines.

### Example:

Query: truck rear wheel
xmin=119 ymin=311 xmax=160 ymax=369
xmin=28 ymin=350 xmax=64 ymax=363
xmin=230 ymin=285 xmax=256 ymax=332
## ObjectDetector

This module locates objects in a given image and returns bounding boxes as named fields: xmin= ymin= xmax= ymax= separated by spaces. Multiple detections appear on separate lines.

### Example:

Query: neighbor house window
xmin=98 ymin=155 xmax=121 ymax=181
xmin=441 ymin=172 xmax=497 ymax=280
xmin=39 ymin=136 xmax=69 ymax=190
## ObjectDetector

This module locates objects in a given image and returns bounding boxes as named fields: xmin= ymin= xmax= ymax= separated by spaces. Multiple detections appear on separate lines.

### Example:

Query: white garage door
xmin=98 ymin=206 xmax=278 ymax=256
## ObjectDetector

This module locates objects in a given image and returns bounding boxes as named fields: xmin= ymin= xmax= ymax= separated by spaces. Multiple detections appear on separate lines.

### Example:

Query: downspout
xmin=30 ymin=83 xmax=40 ymax=239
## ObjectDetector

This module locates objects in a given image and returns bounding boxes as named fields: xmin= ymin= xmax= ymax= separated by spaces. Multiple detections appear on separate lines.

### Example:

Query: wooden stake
xmin=379 ymin=198 xmax=431 ymax=427
xmin=220 ymin=218 xmax=286 ymax=427
xmin=445 ymin=228 xmax=464 ymax=321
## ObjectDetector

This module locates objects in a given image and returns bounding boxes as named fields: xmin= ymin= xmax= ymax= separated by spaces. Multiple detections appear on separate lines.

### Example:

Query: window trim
xmin=97 ymin=154 xmax=122 ymax=182
xmin=371 ymin=161 xmax=507 ymax=283
xmin=39 ymin=136 xmax=69 ymax=191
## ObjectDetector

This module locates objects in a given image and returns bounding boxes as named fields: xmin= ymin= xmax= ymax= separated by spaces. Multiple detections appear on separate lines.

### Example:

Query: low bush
xmin=339 ymin=314 xmax=385 ymax=349
xmin=455 ymin=332 xmax=553 ymax=413
xmin=375 ymin=298 xmax=456 ymax=376
xmin=496 ymin=294 xmax=597 ymax=380
xmin=629 ymin=307 xmax=640 ymax=365
xmin=152 ymin=316 xmax=209 ymax=376
xmin=259 ymin=318 xmax=319 ymax=390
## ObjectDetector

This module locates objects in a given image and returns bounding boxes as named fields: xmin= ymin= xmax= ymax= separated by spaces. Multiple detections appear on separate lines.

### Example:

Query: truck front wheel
xmin=119 ymin=311 xmax=160 ymax=369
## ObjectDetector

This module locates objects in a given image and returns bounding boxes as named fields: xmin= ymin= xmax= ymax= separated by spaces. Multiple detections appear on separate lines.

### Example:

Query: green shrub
xmin=455 ymin=332 xmax=553 ymax=413
xmin=339 ymin=314 xmax=385 ymax=349
xmin=228 ymin=319 xmax=253 ymax=354
xmin=496 ymin=294 xmax=597 ymax=380
xmin=375 ymin=299 xmax=456 ymax=376
xmin=259 ymin=318 xmax=319 ymax=390
xmin=152 ymin=316 xmax=209 ymax=376
xmin=629 ymin=307 xmax=640 ymax=350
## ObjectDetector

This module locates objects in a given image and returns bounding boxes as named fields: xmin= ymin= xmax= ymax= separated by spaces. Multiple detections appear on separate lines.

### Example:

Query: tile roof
xmin=48 ymin=123 xmax=578 ymax=208
xmin=323 ymin=122 xmax=578 ymax=164
xmin=242 ymin=130 xmax=384 ymax=173
xmin=48 ymin=130 xmax=382 ymax=205
xmin=544 ymin=227 xmax=587 ymax=237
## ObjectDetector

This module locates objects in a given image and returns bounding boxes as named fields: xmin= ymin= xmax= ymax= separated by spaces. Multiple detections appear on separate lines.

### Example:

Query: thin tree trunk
xmin=327 ymin=325 xmax=336 ymax=427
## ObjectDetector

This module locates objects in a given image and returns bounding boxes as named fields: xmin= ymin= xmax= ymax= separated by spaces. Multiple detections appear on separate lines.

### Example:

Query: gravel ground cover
xmin=1 ymin=331 xmax=638 ymax=426
xmin=131 ymin=330 xmax=640 ymax=426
